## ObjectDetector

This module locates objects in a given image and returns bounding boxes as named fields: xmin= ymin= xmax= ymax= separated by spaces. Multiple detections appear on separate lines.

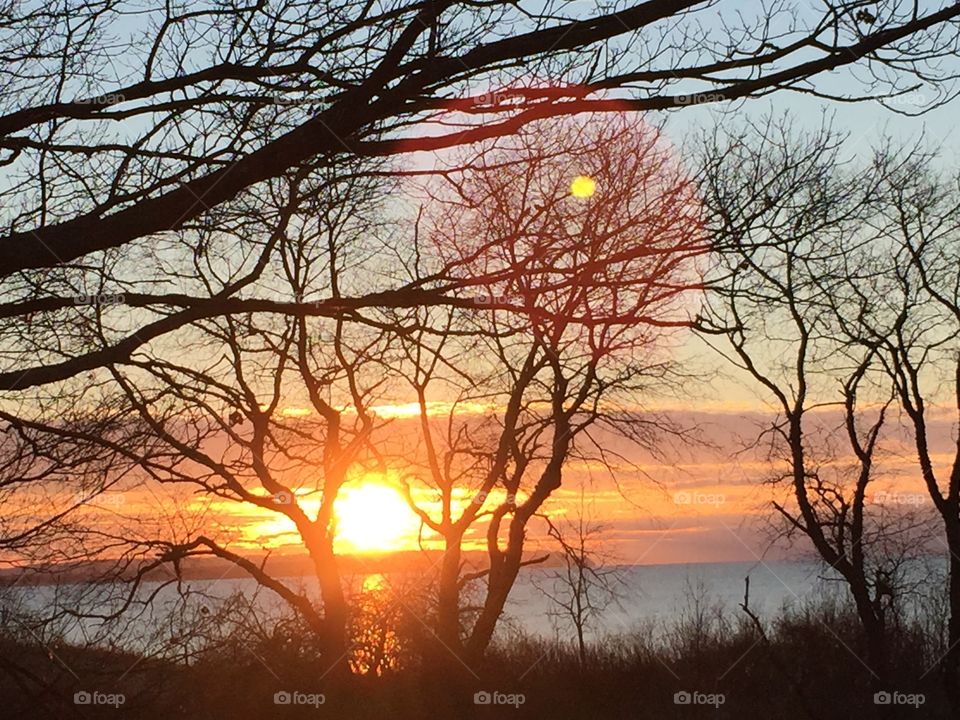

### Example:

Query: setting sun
xmin=334 ymin=482 xmax=421 ymax=553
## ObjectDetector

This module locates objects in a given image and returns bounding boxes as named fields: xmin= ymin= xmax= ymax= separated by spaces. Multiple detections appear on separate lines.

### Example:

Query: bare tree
xmin=1 ymin=2 xmax=958 ymax=643
xmin=536 ymin=492 xmax=625 ymax=667
xmin=0 ymin=165 xmax=405 ymax=678
xmin=2 ymin=0 xmax=960 ymax=393
xmin=697 ymin=118 xmax=937 ymax=689
xmin=1 ymin=0 xmax=960 ymax=699
xmin=395 ymin=111 xmax=705 ymax=666
xmin=828 ymin=149 xmax=960 ymax=708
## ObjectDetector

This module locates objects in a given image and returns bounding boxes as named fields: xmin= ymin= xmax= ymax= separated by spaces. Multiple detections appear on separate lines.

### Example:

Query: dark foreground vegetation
xmin=0 ymin=594 xmax=947 ymax=720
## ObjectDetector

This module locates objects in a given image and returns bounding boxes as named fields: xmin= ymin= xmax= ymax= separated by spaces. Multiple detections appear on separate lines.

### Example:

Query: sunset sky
xmin=33 ymin=401 xmax=951 ymax=571
xmin=6 ymin=88 xmax=957 ymax=573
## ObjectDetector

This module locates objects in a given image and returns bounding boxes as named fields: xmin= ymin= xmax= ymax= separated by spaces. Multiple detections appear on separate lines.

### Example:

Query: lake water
xmin=508 ymin=560 xmax=848 ymax=639
xmin=6 ymin=559 xmax=946 ymax=651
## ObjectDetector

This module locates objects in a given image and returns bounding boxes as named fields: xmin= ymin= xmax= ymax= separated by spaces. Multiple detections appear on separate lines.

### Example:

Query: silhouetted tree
xmin=826 ymin=149 xmax=960 ymax=709
xmin=536 ymin=492 xmax=625 ymax=667
xmin=3 ymin=0 xmax=960 ymax=390
xmin=697 ymin=118 xmax=938 ymax=691
xmin=397 ymin=111 xmax=705 ymax=666
xmin=1 ymin=165 xmax=404 ymax=677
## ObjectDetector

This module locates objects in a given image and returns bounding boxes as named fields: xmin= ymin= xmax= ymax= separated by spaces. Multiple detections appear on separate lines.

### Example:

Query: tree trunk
xmin=465 ymin=563 xmax=518 ymax=663
xmin=576 ymin=620 xmax=586 ymax=668
xmin=848 ymin=581 xmax=887 ymax=686
xmin=307 ymin=530 xmax=350 ymax=676
xmin=436 ymin=539 xmax=464 ymax=652
xmin=465 ymin=519 xmax=527 ymax=662
xmin=944 ymin=518 xmax=960 ymax=714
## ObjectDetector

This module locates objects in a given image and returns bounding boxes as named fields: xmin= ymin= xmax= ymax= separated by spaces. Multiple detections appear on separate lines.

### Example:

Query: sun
xmin=334 ymin=482 xmax=421 ymax=553
xmin=570 ymin=174 xmax=596 ymax=198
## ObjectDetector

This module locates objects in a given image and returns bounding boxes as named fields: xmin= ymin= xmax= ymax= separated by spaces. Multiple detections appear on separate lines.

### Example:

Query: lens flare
xmin=570 ymin=174 xmax=597 ymax=198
